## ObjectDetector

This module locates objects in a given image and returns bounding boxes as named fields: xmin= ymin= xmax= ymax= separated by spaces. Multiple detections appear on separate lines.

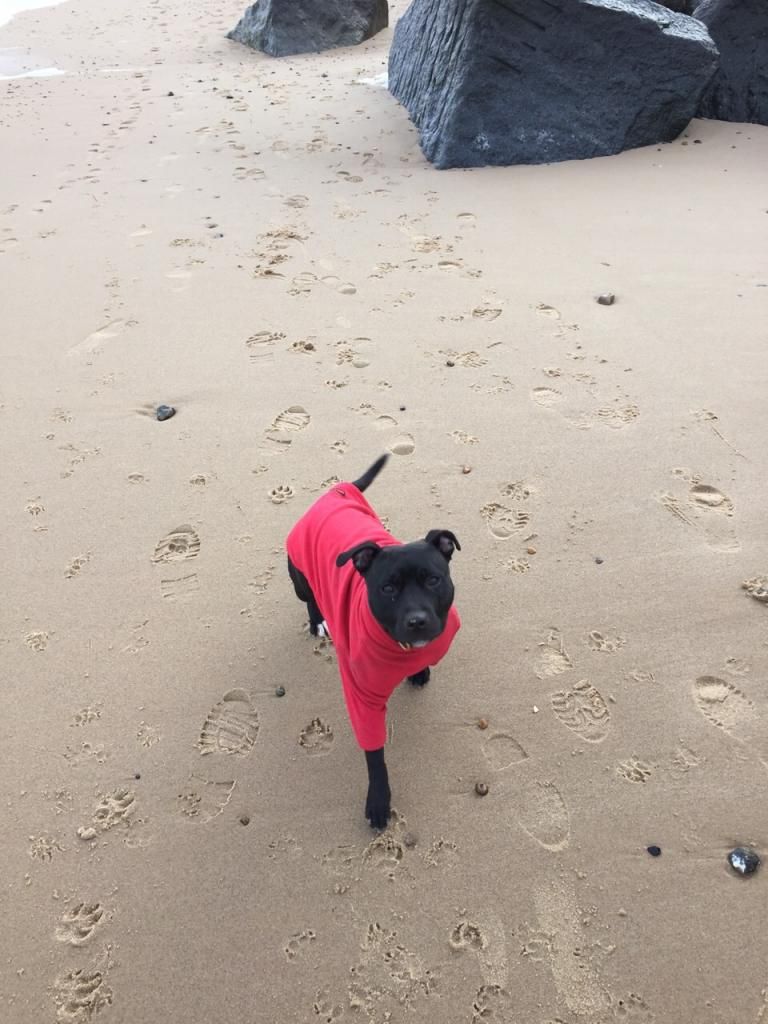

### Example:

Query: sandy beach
xmin=2 ymin=0 xmax=768 ymax=1020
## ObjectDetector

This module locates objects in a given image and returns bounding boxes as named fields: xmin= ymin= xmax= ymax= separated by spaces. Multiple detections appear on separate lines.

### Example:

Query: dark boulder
xmin=228 ymin=0 xmax=388 ymax=58
xmin=388 ymin=0 xmax=718 ymax=169
xmin=695 ymin=0 xmax=768 ymax=124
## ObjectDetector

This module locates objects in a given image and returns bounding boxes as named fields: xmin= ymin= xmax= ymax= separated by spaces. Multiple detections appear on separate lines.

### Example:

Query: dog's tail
xmin=352 ymin=454 xmax=389 ymax=493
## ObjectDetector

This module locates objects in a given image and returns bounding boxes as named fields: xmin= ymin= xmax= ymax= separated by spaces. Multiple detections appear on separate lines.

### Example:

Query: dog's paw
xmin=408 ymin=668 xmax=430 ymax=687
xmin=365 ymin=782 xmax=392 ymax=831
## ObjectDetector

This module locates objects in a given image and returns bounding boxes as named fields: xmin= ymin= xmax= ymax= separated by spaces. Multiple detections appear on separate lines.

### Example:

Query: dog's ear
xmin=425 ymin=530 xmax=461 ymax=561
xmin=336 ymin=541 xmax=382 ymax=574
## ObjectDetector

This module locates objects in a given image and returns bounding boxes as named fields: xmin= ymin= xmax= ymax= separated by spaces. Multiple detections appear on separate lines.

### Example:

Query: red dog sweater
xmin=286 ymin=483 xmax=460 ymax=751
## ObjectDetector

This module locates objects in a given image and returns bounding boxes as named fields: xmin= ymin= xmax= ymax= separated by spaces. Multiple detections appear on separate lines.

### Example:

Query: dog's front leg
xmin=364 ymin=748 xmax=391 ymax=829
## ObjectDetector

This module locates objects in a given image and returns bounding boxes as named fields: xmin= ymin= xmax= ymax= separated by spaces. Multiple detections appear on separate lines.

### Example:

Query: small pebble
xmin=167 ymin=90 xmax=174 ymax=97
xmin=156 ymin=404 xmax=176 ymax=421
xmin=595 ymin=556 xmax=604 ymax=565
xmin=446 ymin=360 xmax=455 ymax=367
xmin=477 ymin=718 xmax=489 ymax=730
xmin=526 ymin=546 xmax=537 ymax=555
xmin=597 ymin=292 xmax=616 ymax=306
xmin=399 ymin=405 xmax=406 ymax=412
xmin=728 ymin=847 xmax=760 ymax=876
xmin=403 ymin=831 xmax=418 ymax=848
xmin=532 ymin=705 xmax=539 ymax=713
xmin=475 ymin=782 xmax=489 ymax=797
xmin=77 ymin=827 xmax=97 ymax=841
xmin=134 ymin=773 xmax=141 ymax=780
xmin=461 ymin=465 xmax=472 ymax=475
xmin=239 ymin=815 xmax=250 ymax=827
xmin=647 ymin=845 xmax=662 ymax=857
xmin=275 ymin=686 xmax=286 ymax=697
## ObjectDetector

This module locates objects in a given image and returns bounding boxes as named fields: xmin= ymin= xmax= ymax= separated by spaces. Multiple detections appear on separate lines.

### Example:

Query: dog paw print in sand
xmin=53 ymin=967 xmax=112 ymax=1024
xmin=535 ymin=628 xmax=573 ymax=678
xmin=24 ymin=630 xmax=49 ymax=652
xmin=284 ymin=929 xmax=317 ymax=961
xmin=177 ymin=776 xmax=236 ymax=824
xmin=742 ymin=575 xmax=768 ymax=605
xmin=586 ymin=629 xmax=626 ymax=654
xmin=298 ymin=717 xmax=334 ymax=755
xmin=450 ymin=910 xmax=508 ymax=987
xmin=347 ymin=922 xmax=438 ymax=1016
xmin=312 ymin=986 xmax=344 ymax=1023
xmin=451 ymin=429 xmax=479 ymax=446
xmin=152 ymin=525 xmax=200 ymax=563
xmin=480 ymin=502 xmax=530 ymax=540
xmin=515 ymin=780 xmax=571 ymax=852
xmin=551 ymin=679 xmax=611 ymax=743
xmin=616 ymin=757 xmax=653 ymax=784
xmin=614 ymin=993 xmax=655 ymax=1021
xmin=470 ymin=985 xmax=514 ymax=1024
xmin=657 ymin=473 xmax=739 ymax=553
xmin=199 ymin=689 xmax=260 ymax=756
xmin=55 ymin=903 xmax=105 ymax=946
xmin=29 ymin=834 xmax=63 ymax=862
xmin=92 ymin=788 xmax=136 ymax=831
xmin=268 ymin=484 xmax=295 ymax=505
xmin=362 ymin=810 xmax=409 ymax=877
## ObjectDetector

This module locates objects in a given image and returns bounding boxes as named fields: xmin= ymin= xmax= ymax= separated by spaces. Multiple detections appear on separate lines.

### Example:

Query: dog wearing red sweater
xmin=286 ymin=455 xmax=461 ymax=828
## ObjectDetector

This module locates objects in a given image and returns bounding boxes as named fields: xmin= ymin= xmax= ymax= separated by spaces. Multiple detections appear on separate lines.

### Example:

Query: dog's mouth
xmin=398 ymin=639 xmax=430 ymax=650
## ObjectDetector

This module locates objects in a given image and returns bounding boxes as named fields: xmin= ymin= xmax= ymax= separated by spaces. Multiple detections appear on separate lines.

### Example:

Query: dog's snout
xmin=406 ymin=612 xmax=429 ymax=631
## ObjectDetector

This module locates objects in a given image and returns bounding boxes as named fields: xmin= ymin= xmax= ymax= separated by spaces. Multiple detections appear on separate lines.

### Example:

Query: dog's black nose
xmin=406 ymin=612 xmax=428 ymax=631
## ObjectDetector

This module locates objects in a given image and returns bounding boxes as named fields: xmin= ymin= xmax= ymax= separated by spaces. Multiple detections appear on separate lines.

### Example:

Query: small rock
xmin=475 ymin=782 xmax=489 ymax=797
xmin=403 ymin=831 xmax=418 ymax=848
xmin=399 ymin=405 xmax=406 ymax=411
xmin=446 ymin=359 xmax=455 ymax=367
xmin=239 ymin=814 xmax=251 ymax=827
xmin=597 ymin=292 xmax=616 ymax=306
xmin=477 ymin=718 xmax=489 ymax=730
xmin=167 ymin=90 xmax=174 ymax=97
xmin=156 ymin=404 xmax=176 ymax=421
xmin=134 ymin=773 xmax=141 ymax=780
xmin=532 ymin=705 xmax=539 ymax=713
xmin=526 ymin=546 xmax=537 ymax=555
xmin=461 ymin=465 xmax=472 ymax=474
xmin=77 ymin=827 xmax=97 ymax=841
xmin=647 ymin=845 xmax=662 ymax=857
xmin=275 ymin=686 xmax=286 ymax=697
xmin=595 ymin=556 xmax=604 ymax=565
xmin=728 ymin=847 xmax=760 ymax=876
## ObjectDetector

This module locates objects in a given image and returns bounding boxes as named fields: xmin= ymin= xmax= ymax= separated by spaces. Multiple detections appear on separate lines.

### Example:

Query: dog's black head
xmin=336 ymin=530 xmax=460 ymax=648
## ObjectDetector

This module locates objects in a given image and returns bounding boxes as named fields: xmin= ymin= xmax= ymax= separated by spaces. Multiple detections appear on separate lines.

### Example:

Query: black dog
xmin=286 ymin=455 xmax=461 ymax=828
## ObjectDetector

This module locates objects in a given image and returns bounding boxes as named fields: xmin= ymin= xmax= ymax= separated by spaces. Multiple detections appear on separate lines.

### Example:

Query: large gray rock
xmin=694 ymin=0 xmax=768 ymax=124
xmin=388 ymin=0 xmax=719 ymax=169
xmin=228 ymin=0 xmax=388 ymax=58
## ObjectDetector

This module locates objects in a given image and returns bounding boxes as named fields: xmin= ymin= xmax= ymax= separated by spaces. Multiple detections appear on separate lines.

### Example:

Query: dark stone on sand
xmin=695 ymin=0 xmax=768 ymax=126
xmin=597 ymin=293 xmax=616 ymax=306
xmin=647 ymin=845 xmax=662 ymax=857
xmin=227 ymin=0 xmax=388 ymax=58
xmin=728 ymin=847 xmax=760 ymax=876
xmin=275 ymin=686 xmax=286 ymax=697
xmin=388 ymin=0 xmax=718 ymax=169
xmin=156 ymin=405 xmax=176 ymax=421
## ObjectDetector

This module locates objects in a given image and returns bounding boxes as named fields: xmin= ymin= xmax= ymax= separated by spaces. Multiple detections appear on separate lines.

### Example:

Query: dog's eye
xmin=426 ymin=575 xmax=441 ymax=587
xmin=381 ymin=583 xmax=397 ymax=596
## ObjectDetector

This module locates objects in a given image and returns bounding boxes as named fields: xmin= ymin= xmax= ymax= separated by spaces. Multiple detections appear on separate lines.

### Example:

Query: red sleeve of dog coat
xmin=286 ymin=485 xmax=461 ymax=751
